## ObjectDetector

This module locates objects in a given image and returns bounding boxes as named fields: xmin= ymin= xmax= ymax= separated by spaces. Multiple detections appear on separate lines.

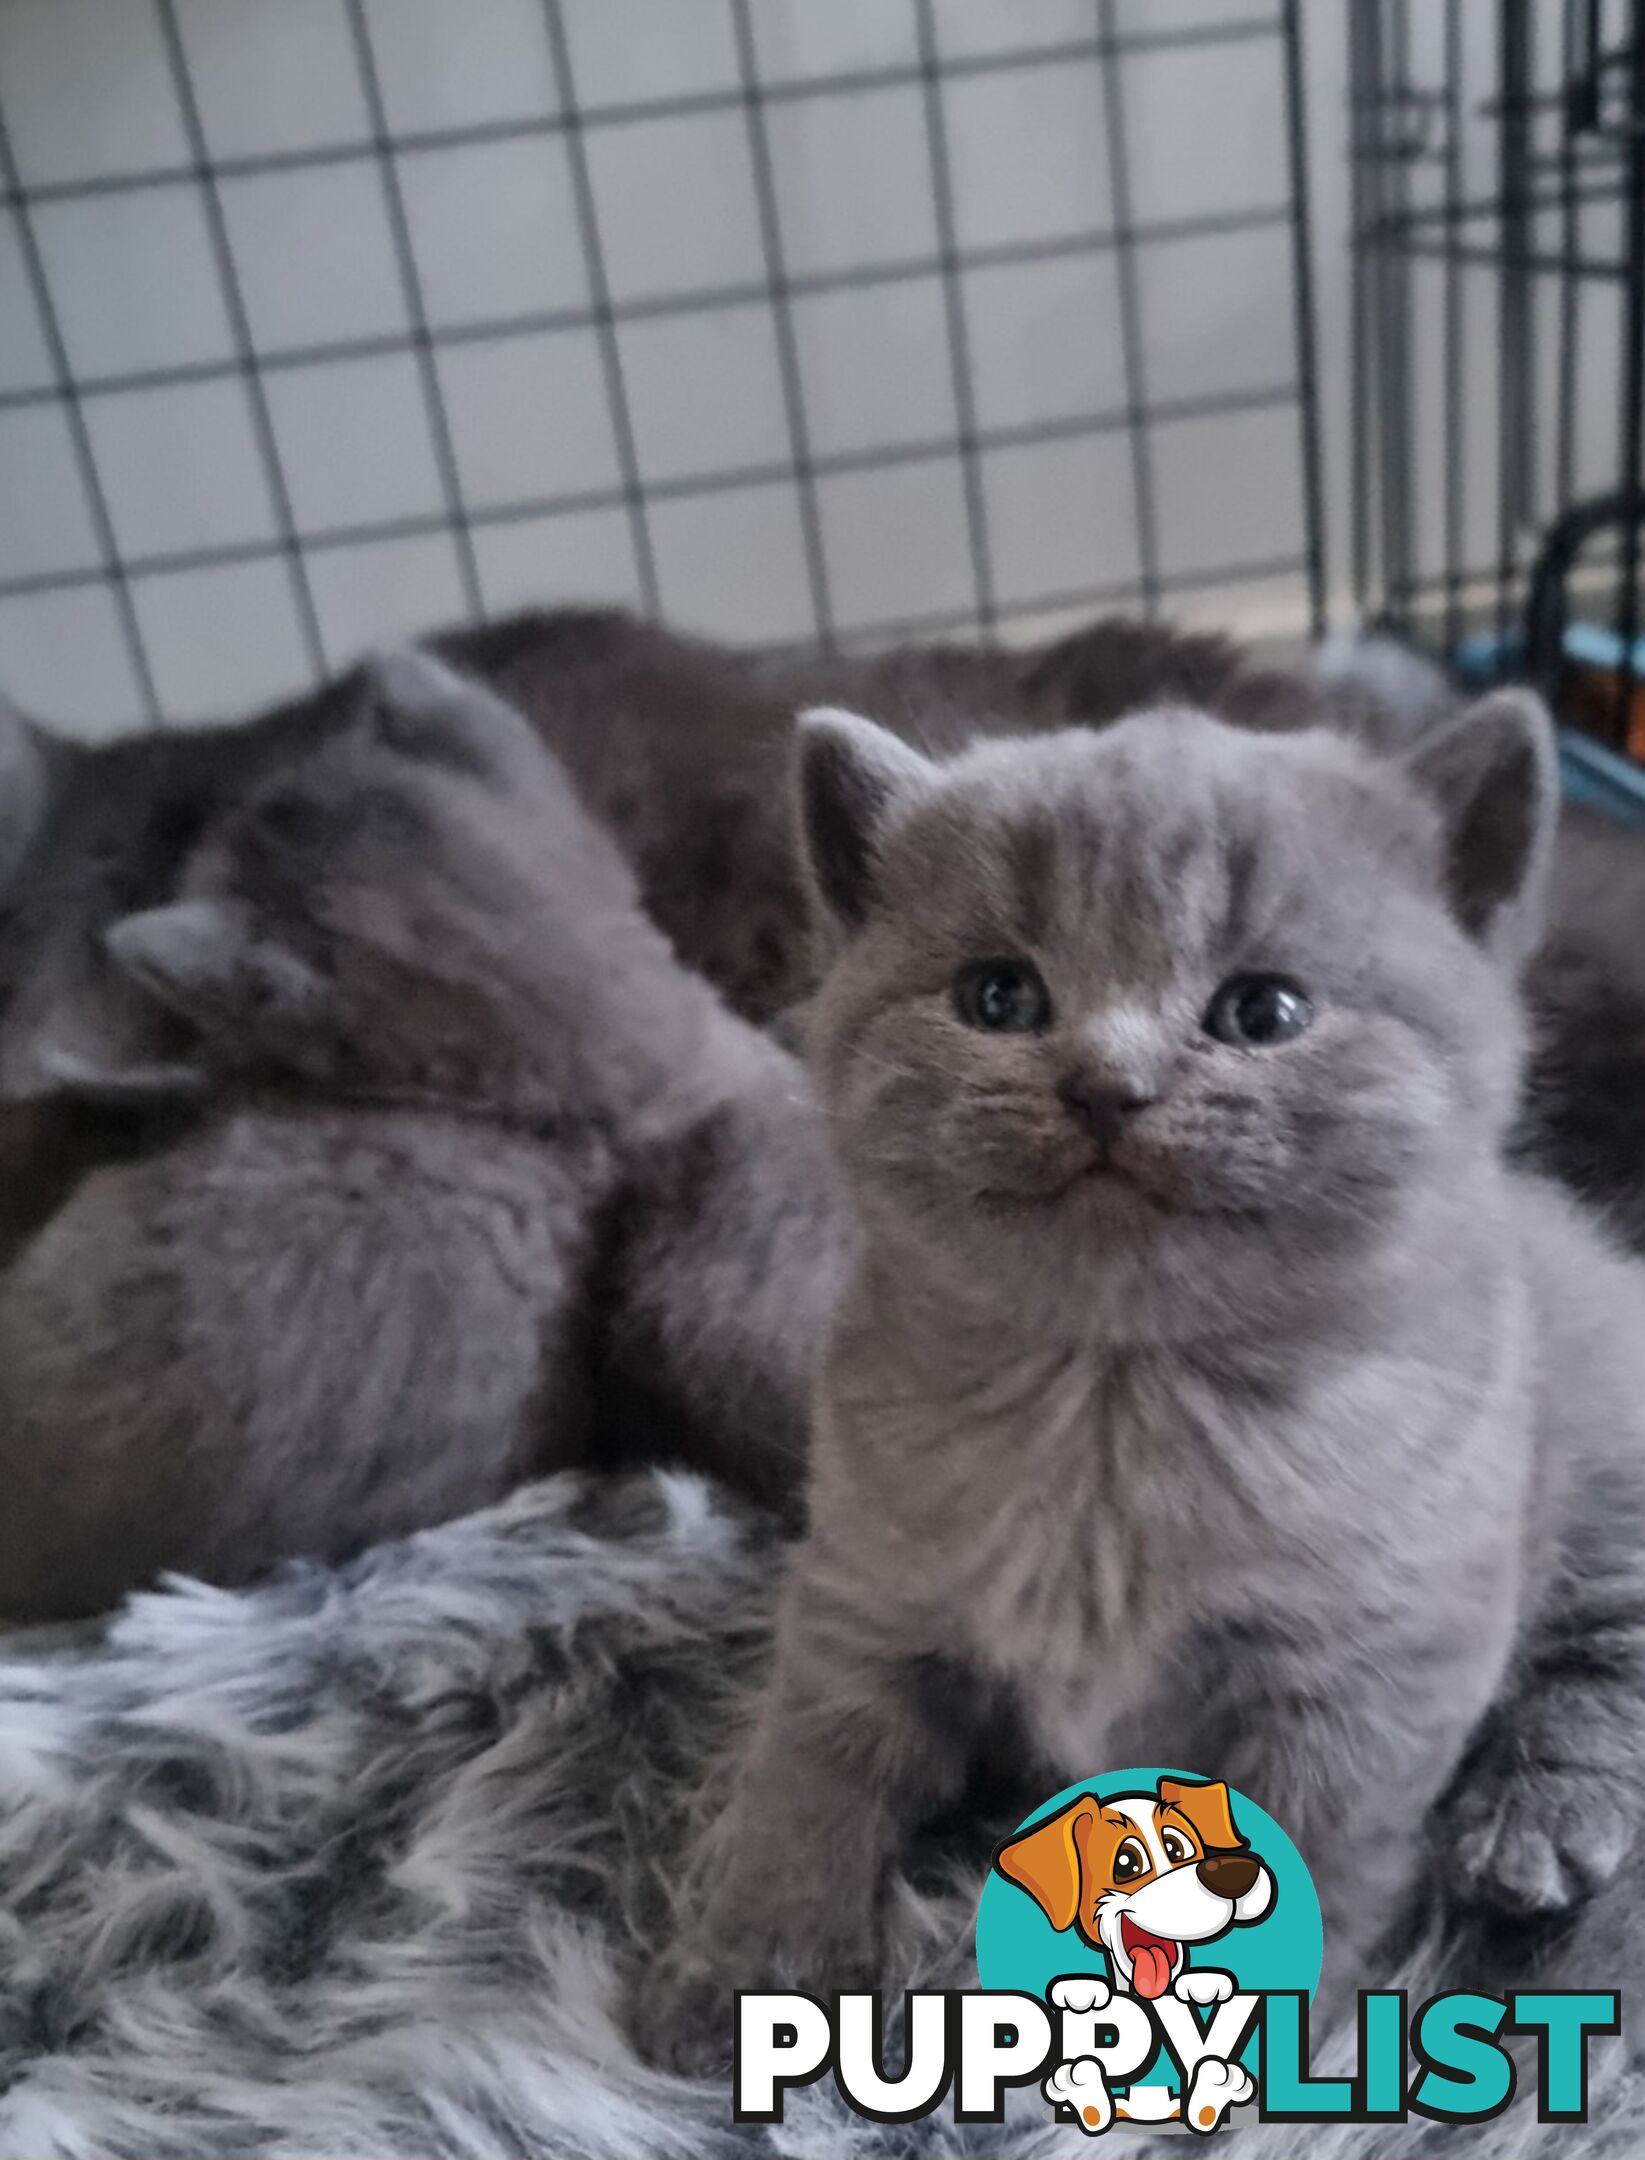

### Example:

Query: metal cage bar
xmin=0 ymin=3 xmax=1330 ymax=727
xmin=1351 ymin=0 xmax=1645 ymax=757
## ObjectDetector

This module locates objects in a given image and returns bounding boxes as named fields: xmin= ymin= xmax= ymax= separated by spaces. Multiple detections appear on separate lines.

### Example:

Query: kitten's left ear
xmin=794 ymin=706 xmax=935 ymax=932
xmin=362 ymin=646 xmax=540 ymax=785
xmin=105 ymin=901 xmax=326 ymax=1034
xmin=1402 ymin=688 xmax=1558 ymax=959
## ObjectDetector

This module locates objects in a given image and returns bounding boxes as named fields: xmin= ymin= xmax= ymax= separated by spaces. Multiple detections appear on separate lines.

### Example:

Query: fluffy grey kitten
xmin=647 ymin=689 xmax=1645 ymax=2062
xmin=0 ymin=651 xmax=798 ymax=1620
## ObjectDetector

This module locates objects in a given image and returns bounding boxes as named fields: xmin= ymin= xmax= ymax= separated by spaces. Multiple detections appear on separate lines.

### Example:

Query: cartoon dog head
xmin=992 ymin=1776 xmax=1274 ymax=2001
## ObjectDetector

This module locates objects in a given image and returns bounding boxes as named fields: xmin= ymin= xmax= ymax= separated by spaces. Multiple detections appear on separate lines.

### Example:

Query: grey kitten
xmin=647 ymin=689 xmax=1645 ymax=2063
xmin=591 ymin=1032 xmax=849 ymax=1523
xmin=0 ymin=651 xmax=779 ymax=1619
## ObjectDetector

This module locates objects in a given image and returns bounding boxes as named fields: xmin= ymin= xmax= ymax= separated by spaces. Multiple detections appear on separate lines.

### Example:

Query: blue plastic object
xmin=1558 ymin=728 xmax=1645 ymax=828
xmin=1445 ymin=627 xmax=1645 ymax=827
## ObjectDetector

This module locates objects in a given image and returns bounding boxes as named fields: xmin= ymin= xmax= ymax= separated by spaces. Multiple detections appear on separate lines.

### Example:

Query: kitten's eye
xmin=1160 ymin=1828 xmax=1195 ymax=1866
xmin=954 ymin=958 xmax=1053 ymax=1033
xmin=1112 ymin=1838 xmax=1150 ymax=1884
xmin=1203 ymin=973 xmax=1314 ymax=1048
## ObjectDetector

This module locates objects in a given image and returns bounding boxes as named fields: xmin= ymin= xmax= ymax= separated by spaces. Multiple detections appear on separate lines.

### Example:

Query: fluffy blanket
xmin=0 ymin=1473 xmax=1639 ymax=2158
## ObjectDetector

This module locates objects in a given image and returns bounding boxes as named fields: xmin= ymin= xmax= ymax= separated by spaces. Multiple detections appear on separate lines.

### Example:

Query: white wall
xmin=0 ymin=0 xmax=1348 ymax=738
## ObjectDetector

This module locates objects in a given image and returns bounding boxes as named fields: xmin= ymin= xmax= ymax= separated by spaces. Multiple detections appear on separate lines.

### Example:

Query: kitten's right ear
xmin=0 ymin=699 xmax=58 ymax=893
xmin=105 ymin=901 xmax=325 ymax=1033
xmin=1402 ymin=687 xmax=1558 ymax=960
xmin=794 ymin=706 xmax=935 ymax=931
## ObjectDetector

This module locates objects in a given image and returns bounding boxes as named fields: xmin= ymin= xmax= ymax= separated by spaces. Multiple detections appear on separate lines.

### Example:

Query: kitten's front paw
xmin=1452 ymin=1768 xmax=1633 ymax=1914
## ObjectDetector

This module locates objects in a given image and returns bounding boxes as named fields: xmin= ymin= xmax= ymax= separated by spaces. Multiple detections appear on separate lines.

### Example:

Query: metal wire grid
xmin=1350 ymin=0 xmax=1645 ymax=733
xmin=0 ymin=2 xmax=1327 ymax=730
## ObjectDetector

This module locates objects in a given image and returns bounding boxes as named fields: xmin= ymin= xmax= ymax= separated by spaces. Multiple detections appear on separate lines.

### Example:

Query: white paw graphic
xmin=1183 ymin=2057 xmax=1255 ymax=2134
xmin=1173 ymin=1968 xmax=1235 ymax=2007
xmin=1050 ymin=1976 xmax=1112 ymax=2015
xmin=1044 ymin=2055 xmax=1113 ymax=2135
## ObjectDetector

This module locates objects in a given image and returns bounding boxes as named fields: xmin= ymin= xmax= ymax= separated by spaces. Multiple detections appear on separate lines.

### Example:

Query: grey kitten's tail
xmin=1312 ymin=626 xmax=1460 ymax=751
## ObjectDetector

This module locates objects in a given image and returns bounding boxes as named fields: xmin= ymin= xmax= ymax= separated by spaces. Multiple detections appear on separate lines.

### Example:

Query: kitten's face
xmin=800 ymin=705 xmax=1549 ymax=1311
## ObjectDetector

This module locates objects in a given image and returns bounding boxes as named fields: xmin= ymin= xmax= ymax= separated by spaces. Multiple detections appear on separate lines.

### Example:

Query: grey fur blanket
xmin=0 ymin=1473 xmax=1639 ymax=2157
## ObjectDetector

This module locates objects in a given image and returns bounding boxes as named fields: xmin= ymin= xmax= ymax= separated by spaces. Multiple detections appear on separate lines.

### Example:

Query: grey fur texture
xmin=1310 ymin=626 xmax=1461 ymax=748
xmin=649 ymin=693 xmax=1645 ymax=2066
xmin=0 ymin=653 xmax=807 ymax=1619
xmin=590 ymin=1028 xmax=848 ymax=1521
xmin=0 ymin=1469 xmax=1641 ymax=2158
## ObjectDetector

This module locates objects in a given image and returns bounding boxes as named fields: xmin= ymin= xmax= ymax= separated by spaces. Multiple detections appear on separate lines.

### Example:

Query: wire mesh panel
xmin=0 ymin=0 xmax=1325 ymax=735
xmin=1350 ymin=0 xmax=1645 ymax=749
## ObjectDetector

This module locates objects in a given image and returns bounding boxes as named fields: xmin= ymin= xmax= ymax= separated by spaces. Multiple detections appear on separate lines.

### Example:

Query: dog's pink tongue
xmin=1131 ymin=1943 xmax=1174 ymax=2000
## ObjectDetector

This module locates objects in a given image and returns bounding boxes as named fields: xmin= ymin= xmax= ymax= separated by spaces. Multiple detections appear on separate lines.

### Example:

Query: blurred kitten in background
xmin=0 ymin=654 xmax=829 ymax=1618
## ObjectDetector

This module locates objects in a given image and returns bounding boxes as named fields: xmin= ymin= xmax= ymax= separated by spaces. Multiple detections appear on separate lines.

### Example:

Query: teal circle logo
xmin=975 ymin=1768 xmax=1323 ymax=2113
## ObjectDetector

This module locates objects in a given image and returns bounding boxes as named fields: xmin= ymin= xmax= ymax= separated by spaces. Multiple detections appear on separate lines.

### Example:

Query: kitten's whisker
xmin=849 ymin=1047 xmax=931 ymax=1084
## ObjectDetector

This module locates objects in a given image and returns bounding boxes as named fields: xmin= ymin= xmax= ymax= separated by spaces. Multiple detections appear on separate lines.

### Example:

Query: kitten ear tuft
xmin=365 ymin=645 xmax=471 ymax=714
xmin=1403 ymin=687 xmax=1558 ymax=958
xmin=794 ymin=706 xmax=935 ymax=931
xmin=105 ymin=900 xmax=325 ymax=1033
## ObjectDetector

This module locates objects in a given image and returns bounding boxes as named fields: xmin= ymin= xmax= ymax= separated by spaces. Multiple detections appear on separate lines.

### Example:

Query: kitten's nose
xmin=1058 ymin=1073 xmax=1153 ymax=1143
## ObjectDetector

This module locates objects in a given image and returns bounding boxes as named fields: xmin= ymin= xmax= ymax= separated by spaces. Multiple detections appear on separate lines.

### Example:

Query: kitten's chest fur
xmin=822 ymin=1320 xmax=1292 ymax=1759
xmin=819 ymin=1262 xmax=1526 ymax=1775
xmin=964 ymin=1352 xmax=1231 ymax=1757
